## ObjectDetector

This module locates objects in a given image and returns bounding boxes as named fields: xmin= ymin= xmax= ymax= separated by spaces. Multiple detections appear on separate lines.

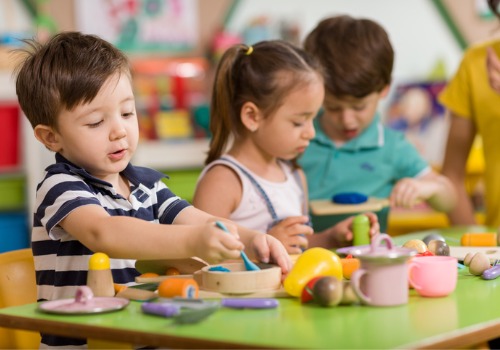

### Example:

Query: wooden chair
xmin=0 ymin=248 xmax=40 ymax=349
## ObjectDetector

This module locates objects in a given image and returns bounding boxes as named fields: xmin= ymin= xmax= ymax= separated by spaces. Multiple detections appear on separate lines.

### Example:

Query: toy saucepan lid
xmin=337 ymin=233 xmax=416 ymax=264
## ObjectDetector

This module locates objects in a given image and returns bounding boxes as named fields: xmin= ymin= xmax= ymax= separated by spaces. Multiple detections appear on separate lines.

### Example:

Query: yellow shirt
xmin=439 ymin=39 xmax=500 ymax=226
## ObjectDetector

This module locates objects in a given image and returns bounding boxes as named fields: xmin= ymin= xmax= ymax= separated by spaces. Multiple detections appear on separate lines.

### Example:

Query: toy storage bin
xmin=0 ymin=103 xmax=20 ymax=169
xmin=0 ymin=175 xmax=25 ymax=211
xmin=0 ymin=212 xmax=29 ymax=253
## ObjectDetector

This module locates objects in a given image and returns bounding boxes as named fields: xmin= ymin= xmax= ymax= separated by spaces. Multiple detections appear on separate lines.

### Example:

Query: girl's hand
xmin=267 ymin=216 xmax=313 ymax=254
xmin=248 ymin=233 xmax=293 ymax=280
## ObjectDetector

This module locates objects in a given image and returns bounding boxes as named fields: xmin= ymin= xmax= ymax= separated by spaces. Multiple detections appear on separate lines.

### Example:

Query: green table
xmin=1 ymin=226 xmax=500 ymax=349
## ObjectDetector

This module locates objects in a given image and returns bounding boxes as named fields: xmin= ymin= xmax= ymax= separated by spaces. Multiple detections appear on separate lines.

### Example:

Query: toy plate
xmin=38 ymin=297 xmax=129 ymax=315
xmin=336 ymin=245 xmax=371 ymax=256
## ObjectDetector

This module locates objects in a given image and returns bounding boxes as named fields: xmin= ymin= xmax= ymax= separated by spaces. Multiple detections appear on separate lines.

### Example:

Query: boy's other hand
xmin=267 ymin=216 xmax=313 ymax=255
xmin=390 ymin=177 xmax=427 ymax=208
xmin=250 ymin=233 xmax=293 ymax=280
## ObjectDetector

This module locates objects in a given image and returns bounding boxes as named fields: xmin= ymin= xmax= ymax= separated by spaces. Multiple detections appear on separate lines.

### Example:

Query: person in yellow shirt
xmin=439 ymin=0 xmax=500 ymax=227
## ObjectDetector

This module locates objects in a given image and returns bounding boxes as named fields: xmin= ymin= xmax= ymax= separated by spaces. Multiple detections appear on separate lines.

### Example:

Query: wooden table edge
xmin=0 ymin=312 xmax=275 ymax=349
xmin=403 ymin=319 xmax=500 ymax=349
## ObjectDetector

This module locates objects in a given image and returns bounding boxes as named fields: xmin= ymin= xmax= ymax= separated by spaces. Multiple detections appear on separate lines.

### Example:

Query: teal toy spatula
xmin=215 ymin=221 xmax=260 ymax=271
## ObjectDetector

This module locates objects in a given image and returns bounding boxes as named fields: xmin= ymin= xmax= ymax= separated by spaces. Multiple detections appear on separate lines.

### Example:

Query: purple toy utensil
xmin=482 ymin=265 xmax=500 ymax=280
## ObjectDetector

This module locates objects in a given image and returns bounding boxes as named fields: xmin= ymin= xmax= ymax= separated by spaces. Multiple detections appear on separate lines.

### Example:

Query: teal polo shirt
xmin=298 ymin=113 xmax=429 ymax=233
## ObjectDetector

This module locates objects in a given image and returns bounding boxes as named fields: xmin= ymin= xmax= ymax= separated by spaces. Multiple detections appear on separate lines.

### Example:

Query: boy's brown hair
xmin=15 ymin=31 xmax=130 ymax=130
xmin=304 ymin=15 xmax=393 ymax=98
xmin=488 ymin=0 xmax=500 ymax=18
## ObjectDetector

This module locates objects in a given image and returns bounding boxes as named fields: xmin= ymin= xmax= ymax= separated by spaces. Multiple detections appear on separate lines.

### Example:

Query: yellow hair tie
xmin=245 ymin=46 xmax=253 ymax=55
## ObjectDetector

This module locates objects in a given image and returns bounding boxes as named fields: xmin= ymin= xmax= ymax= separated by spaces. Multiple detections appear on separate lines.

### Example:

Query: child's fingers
xmin=277 ymin=216 xmax=310 ymax=228
xmin=286 ymin=245 xmax=304 ymax=255
xmin=361 ymin=212 xmax=380 ymax=236
xmin=288 ymin=233 xmax=309 ymax=249
xmin=287 ymin=223 xmax=314 ymax=236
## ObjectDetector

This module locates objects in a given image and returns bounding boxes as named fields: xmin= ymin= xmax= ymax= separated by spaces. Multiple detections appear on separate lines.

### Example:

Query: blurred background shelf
xmin=133 ymin=139 xmax=209 ymax=170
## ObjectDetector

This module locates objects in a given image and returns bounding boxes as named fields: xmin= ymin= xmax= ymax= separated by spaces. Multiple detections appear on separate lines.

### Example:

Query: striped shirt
xmin=32 ymin=153 xmax=190 ymax=347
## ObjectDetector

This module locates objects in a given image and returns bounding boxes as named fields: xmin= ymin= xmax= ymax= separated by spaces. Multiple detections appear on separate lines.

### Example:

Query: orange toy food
xmin=461 ymin=232 xmax=498 ymax=247
xmin=139 ymin=272 xmax=160 ymax=278
xmin=340 ymin=258 xmax=360 ymax=280
xmin=158 ymin=278 xmax=199 ymax=298
xmin=113 ymin=283 xmax=128 ymax=294
xmin=166 ymin=267 xmax=180 ymax=276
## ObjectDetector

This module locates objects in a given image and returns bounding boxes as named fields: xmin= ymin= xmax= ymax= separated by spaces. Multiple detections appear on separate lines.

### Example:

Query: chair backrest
xmin=0 ymin=248 xmax=40 ymax=349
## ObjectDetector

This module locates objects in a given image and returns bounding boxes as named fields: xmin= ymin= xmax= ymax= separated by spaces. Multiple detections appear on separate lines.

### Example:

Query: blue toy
xmin=332 ymin=192 xmax=368 ymax=204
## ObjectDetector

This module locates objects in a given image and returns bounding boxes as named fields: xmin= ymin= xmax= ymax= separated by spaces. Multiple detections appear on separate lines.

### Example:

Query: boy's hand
xmin=192 ymin=221 xmax=244 ymax=263
xmin=326 ymin=212 xmax=380 ymax=247
xmin=390 ymin=177 xmax=431 ymax=208
xmin=248 ymin=234 xmax=293 ymax=280
xmin=267 ymin=216 xmax=313 ymax=255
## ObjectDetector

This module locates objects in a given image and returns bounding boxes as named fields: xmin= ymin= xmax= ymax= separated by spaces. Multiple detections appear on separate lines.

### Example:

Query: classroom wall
xmin=226 ymin=0 xmax=464 ymax=112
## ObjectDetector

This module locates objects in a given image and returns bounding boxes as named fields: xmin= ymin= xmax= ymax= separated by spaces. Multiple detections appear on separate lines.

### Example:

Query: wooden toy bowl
xmin=197 ymin=263 xmax=282 ymax=294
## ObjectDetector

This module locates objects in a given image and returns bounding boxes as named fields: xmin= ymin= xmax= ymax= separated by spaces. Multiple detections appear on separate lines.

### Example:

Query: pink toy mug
xmin=349 ymin=234 xmax=416 ymax=307
xmin=408 ymin=256 xmax=458 ymax=297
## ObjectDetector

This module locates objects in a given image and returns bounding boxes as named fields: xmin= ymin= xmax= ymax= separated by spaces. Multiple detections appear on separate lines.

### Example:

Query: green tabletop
xmin=2 ymin=226 xmax=500 ymax=349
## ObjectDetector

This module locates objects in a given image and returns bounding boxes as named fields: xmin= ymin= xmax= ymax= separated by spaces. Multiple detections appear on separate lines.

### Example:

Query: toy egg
xmin=403 ymin=239 xmax=427 ymax=253
xmin=427 ymin=240 xmax=450 ymax=256
xmin=340 ymin=281 xmax=360 ymax=305
xmin=468 ymin=252 xmax=491 ymax=276
xmin=312 ymin=276 xmax=343 ymax=307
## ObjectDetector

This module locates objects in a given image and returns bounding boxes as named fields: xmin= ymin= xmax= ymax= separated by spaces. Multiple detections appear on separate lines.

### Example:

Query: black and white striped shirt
xmin=32 ymin=153 xmax=190 ymax=347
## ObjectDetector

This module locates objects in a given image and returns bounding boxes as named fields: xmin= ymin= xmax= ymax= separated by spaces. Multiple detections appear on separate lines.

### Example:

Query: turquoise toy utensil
xmin=215 ymin=221 xmax=260 ymax=271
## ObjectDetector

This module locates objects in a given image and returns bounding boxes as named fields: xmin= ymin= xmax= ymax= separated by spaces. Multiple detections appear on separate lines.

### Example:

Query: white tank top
xmin=197 ymin=155 xmax=306 ymax=233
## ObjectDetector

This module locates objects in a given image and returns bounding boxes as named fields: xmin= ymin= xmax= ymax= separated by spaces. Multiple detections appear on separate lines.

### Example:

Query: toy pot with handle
xmin=350 ymin=234 xmax=416 ymax=307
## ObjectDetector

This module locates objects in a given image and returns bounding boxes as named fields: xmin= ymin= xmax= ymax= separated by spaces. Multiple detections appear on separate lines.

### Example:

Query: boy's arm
xmin=415 ymin=171 xmax=457 ymax=212
xmin=390 ymin=169 xmax=457 ymax=213
xmin=59 ymin=204 xmax=243 ymax=263
xmin=61 ymin=204 xmax=291 ymax=273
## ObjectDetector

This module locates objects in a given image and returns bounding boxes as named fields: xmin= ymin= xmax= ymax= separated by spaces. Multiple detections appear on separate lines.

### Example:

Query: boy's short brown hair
xmin=15 ymin=31 xmax=130 ymax=129
xmin=304 ymin=15 xmax=394 ymax=98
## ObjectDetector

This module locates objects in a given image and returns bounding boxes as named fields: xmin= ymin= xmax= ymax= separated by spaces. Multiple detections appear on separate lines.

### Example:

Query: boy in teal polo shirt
xmin=300 ymin=15 xmax=456 ymax=232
